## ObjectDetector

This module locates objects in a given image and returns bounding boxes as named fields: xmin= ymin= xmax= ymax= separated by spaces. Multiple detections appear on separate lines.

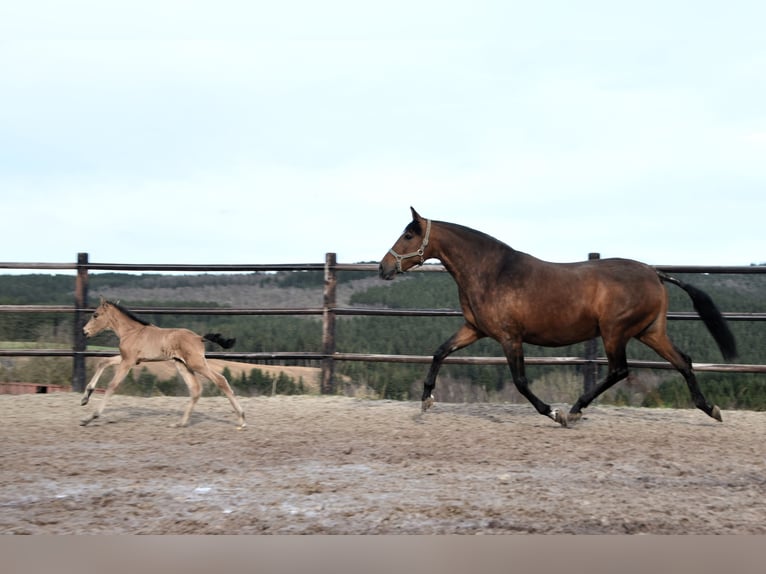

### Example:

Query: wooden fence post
xmin=583 ymin=252 xmax=600 ymax=395
xmin=321 ymin=252 xmax=337 ymax=394
xmin=72 ymin=252 xmax=89 ymax=393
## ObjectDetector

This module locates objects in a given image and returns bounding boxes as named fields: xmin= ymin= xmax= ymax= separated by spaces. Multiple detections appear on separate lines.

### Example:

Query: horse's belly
xmin=522 ymin=320 xmax=599 ymax=347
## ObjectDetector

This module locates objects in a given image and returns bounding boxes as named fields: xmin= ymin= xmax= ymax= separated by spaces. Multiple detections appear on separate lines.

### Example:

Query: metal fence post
xmin=72 ymin=252 xmax=89 ymax=393
xmin=583 ymin=252 xmax=600 ymax=395
xmin=321 ymin=252 xmax=337 ymax=394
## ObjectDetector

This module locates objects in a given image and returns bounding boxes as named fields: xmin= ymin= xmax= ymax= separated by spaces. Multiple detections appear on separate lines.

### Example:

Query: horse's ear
xmin=410 ymin=206 xmax=423 ymax=222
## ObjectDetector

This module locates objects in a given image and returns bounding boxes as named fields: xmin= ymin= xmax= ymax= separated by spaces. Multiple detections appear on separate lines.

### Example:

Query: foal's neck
xmin=109 ymin=310 xmax=148 ymax=338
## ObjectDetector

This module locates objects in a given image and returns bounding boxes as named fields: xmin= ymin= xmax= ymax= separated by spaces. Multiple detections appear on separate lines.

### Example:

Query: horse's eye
xmin=93 ymin=312 xmax=99 ymax=318
xmin=404 ymin=233 xmax=413 ymax=240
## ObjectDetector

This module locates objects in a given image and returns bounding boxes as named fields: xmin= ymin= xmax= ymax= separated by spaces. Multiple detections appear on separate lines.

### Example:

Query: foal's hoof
xmin=422 ymin=395 xmax=435 ymax=412
xmin=711 ymin=405 xmax=723 ymax=422
xmin=80 ymin=397 xmax=89 ymax=406
xmin=550 ymin=409 xmax=568 ymax=427
xmin=236 ymin=423 xmax=247 ymax=431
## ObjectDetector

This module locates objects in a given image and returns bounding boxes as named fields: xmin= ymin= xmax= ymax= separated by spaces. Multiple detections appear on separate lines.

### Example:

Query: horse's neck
xmin=436 ymin=223 xmax=514 ymax=285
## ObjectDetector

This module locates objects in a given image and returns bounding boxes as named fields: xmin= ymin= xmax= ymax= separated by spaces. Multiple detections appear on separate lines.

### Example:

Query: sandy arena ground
xmin=1 ymin=393 xmax=765 ymax=534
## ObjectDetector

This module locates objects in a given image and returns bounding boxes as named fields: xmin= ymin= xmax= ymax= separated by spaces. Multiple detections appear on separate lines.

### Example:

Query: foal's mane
xmin=107 ymin=300 xmax=152 ymax=326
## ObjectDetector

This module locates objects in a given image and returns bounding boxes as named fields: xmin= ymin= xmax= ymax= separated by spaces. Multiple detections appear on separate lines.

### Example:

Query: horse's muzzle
xmin=378 ymin=262 xmax=396 ymax=281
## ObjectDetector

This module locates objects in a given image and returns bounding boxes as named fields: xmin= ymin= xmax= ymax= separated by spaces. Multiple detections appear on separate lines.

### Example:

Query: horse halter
xmin=389 ymin=219 xmax=432 ymax=273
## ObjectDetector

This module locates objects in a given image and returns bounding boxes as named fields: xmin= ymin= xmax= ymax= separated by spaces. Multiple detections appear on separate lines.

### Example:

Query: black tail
xmin=203 ymin=333 xmax=236 ymax=349
xmin=658 ymin=272 xmax=737 ymax=361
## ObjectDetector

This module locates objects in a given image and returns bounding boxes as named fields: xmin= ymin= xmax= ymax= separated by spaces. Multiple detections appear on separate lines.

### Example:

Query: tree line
xmin=0 ymin=269 xmax=764 ymax=409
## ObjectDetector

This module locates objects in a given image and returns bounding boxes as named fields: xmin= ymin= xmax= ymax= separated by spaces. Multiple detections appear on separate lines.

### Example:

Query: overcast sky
xmin=2 ymin=0 xmax=764 ymax=271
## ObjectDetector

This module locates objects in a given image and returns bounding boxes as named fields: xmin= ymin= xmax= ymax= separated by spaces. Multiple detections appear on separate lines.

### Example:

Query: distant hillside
xmin=1 ymin=268 xmax=765 ymax=408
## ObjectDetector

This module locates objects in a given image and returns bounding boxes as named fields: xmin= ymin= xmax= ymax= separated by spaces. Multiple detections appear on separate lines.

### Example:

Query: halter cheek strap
xmin=388 ymin=219 xmax=431 ymax=273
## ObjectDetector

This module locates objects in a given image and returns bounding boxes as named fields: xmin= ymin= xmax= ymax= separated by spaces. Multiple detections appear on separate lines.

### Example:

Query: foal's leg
xmin=80 ymin=361 xmax=132 ymax=426
xmin=422 ymin=323 xmax=482 ymax=412
xmin=173 ymin=361 xmax=202 ymax=428
xmin=502 ymin=339 xmax=567 ymax=426
xmin=80 ymin=355 xmax=122 ymax=406
xmin=196 ymin=361 xmax=246 ymax=429
xmin=638 ymin=331 xmax=722 ymax=422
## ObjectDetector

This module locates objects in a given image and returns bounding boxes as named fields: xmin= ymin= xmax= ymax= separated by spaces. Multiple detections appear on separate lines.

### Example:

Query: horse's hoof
xmin=422 ymin=395 xmax=435 ymax=412
xmin=79 ymin=417 xmax=94 ymax=426
xmin=567 ymin=412 xmax=583 ymax=425
xmin=711 ymin=405 xmax=723 ymax=422
xmin=80 ymin=397 xmax=89 ymax=406
xmin=237 ymin=423 xmax=247 ymax=431
xmin=550 ymin=409 xmax=568 ymax=427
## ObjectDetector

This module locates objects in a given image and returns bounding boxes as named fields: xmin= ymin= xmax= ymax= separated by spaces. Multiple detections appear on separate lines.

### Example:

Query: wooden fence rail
xmin=1 ymin=253 xmax=765 ymax=395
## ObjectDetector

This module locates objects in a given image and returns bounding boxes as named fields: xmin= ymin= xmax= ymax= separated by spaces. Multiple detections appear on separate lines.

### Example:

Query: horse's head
xmin=379 ymin=207 xmax=434 ymax=280
xmin=83 ymin=298 xmax=114 ymax=338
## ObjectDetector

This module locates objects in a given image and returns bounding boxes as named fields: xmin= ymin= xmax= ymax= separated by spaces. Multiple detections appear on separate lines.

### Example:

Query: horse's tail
xmin=203 ymin=333 xmax=236 ymax=349
xmin=657 ymin=271 xmax=737 ymax=361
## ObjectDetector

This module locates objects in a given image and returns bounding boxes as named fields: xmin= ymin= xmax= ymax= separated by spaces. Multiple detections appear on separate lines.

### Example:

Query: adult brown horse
xmin=379 ymin=207 xmax=737 ymax=427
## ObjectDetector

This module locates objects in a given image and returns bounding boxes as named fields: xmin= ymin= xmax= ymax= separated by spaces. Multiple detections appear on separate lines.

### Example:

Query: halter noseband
xmin=388 ymin=219 xmax=432 ymax=273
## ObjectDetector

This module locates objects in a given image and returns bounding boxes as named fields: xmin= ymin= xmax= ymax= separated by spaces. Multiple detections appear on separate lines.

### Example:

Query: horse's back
xmin=561 ymin=257 xmax=665 ymax=306
xmin=491 ymin=254 xmax=666 ymax=346
xmin=513 ymin=254 xmax=660 ymax=292
xmin=574 ymin=257 xmax=660 ymax=286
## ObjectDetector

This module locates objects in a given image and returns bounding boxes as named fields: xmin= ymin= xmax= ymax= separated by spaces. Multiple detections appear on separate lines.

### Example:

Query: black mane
xmin=107 ymin=300 xmax=152 ymax=326
xmin=440 ymin=220 xmax=514 ymax=252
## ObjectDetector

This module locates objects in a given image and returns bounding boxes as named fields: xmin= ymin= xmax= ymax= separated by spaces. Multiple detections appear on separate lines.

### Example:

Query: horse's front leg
xmin=80 ymin=361 xmax=131 ymax=426
xmin=422 ymin=323 xmax=482 ymax=412
xmin=80 ymin=355 xmax=121 ymax=406
xmin=502 ymin=339 xmax=566 ymax=427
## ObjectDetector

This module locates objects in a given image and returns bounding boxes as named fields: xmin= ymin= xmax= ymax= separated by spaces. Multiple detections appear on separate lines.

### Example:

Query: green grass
xmin=0 ymin=341 xmax=70 ymax=349
xmin=0 ymin=341 xmax=116 ymax=351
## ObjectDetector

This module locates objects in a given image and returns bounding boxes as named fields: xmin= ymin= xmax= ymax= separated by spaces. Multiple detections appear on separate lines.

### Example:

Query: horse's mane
xmin=107 ymin=300 xmax=152 ymax=326
xmin=437 ymin=220 xmax=514 ymax=253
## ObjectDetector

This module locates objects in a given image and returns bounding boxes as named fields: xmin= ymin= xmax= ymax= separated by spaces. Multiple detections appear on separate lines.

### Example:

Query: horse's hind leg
xmin=638 ymin=331 xmax=721 ymax=422
xmin=197 ymin=362 xmax=246 ymax=429
xmin=80 ymin=361 xmax=131 ymax=426
xmin=80 ymin=355 xmax=122 ymax=406
xmin=174 ymin=361 xmax=202 ymax=428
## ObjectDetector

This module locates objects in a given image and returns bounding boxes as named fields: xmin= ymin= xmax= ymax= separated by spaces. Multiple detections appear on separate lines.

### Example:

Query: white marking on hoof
xmin=711 ymin=405 xmax=722 ymax=422
xmin=550 ymin=409 xmax=568 ymax=427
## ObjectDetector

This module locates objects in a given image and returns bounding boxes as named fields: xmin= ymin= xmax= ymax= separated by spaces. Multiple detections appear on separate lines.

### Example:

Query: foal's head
xmin=83 ymin=299 xmax=119 ymax=338
xmin=379 ymin=207 xmax=433 ymax=280
xmin=82 ymin=298 xmax=114 ymax=337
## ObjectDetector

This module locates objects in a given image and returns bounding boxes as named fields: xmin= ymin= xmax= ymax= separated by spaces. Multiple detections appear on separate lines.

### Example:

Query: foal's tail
xmin=203 ymin=333 xmax=236 ymax=349
xmin=658 ymin=271 xmax=737 ymax=361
